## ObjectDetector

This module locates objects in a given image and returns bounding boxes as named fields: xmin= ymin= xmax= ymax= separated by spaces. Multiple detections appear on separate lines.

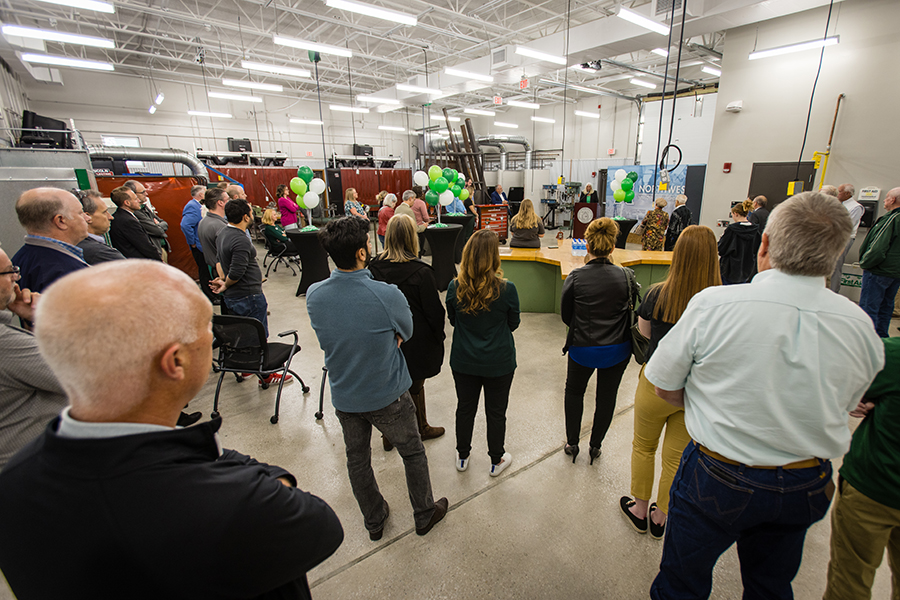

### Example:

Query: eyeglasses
xmin=0 ymin=265 xmax=21 ymax=279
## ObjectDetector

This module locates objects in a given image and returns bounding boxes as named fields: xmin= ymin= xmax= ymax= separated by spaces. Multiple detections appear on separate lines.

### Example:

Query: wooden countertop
xmin=499 ymin=239 xmax=673 ymax=279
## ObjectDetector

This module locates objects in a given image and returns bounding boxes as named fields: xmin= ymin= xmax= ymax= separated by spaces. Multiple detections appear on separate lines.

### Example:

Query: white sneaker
xmin=490 ymin=453 xmax=512 ymax=477
xmin=456 ymin=455 xmax=469 ymax=472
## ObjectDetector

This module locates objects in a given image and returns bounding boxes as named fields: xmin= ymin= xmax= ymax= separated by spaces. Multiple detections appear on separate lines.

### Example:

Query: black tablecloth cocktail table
xmin=286 ymin=230 xmax=331 ymax=296
xmin=614 ymin=218 xmax=638 ymax=249
xmin=440 ymin=214 xmax=475 ymax=263
xmin=423 ymin=224 xmax=462 ymax=291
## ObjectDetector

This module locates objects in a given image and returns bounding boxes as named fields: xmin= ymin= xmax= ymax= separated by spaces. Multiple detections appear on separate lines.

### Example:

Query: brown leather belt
xmin=695 ymin=442 xmax=823 ymax=470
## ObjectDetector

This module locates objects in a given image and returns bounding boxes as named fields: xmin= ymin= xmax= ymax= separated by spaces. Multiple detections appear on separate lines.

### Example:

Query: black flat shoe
xmin=564 ymin=444 xmax=579 ymax=463
xmin=649 ymin=503 xmax=666 ymax=540
xmin=370 ymin=500 xmax=390 ymax=541
xmin=589 ymin=446 xmax=601 ymax=465
xmin=620 ymin=496 xmax=648 ymax=534
xmin=177 ymin=411 xmax=202 ymax=427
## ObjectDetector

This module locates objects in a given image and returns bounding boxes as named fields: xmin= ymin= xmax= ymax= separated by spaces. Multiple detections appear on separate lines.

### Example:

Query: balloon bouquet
xmin=610 ymin=169 xmax=639 ymax=218
xmin=413 ymin=166 xmax=470 ymax=226
xmin=289 ymin=166 xmax=327 ymax=230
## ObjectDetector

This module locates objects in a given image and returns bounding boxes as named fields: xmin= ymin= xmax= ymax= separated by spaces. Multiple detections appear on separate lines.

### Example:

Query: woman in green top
xmin=261 ymin=209 xmax=298 ymax=255
xmin=446 ymin=229 xmax=520 ymax=477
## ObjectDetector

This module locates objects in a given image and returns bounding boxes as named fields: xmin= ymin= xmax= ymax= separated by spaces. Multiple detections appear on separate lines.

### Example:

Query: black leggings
xmin=564 ymin=356 xmax=629 ymax=448
xmin=453 ymin=370 xmax=515 ymax=464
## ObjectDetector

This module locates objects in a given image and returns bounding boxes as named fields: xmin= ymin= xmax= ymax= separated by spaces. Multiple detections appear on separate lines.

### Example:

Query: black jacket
xmin=109 ymin=208 xmax=162 ymax=260
xmin=0 ymin=418 xmax=343 ymax=600
xmin=665 ymin=205 xmax=692 ymax=251
xmin=748 ymin=207 xmax=769 ymax=232
xmin=77 ymin=236 xmax=126 ymax=265
xmin=718 ymin=222 xmax=761 ymax=283
xmin=369 ymin=258 xmax=446 ymax=380
xmin=561 ymin=257 xmax=636 ymax=350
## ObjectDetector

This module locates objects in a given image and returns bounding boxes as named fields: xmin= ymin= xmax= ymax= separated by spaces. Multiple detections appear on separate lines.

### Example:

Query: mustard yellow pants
xmin=630 ymin=364 xmax=691 ymax=514
xmin=824 ymin=480 xmax=900 ymax=600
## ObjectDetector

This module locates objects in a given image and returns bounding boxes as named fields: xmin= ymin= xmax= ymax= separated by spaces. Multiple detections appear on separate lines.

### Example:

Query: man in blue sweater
xmin=307 ymin=217 xmax=448 ymax=541
xmin=181 ymin=184 xmax=216 ymax=302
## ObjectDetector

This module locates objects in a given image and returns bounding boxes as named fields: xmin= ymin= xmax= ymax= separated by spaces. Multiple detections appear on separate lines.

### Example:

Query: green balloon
xmin=621 ymin=178 xmax=633 ymax=192
xmin=428 ymin=165 xmax=443 ymax=181
xmin=297 ymin=166 xmax=314 ymax=184
xmin=450 ymin=184 xmax=462 ymax=197
xmin=628 ymin=171 xmax=639 ymax=182
xmin=290 ymin=177 xmax=307 ymax=196
xmin=625 ymin=190 xmax=635 ymax=203
xmin=296 ymin=194 xmax=307 ymax=209
xmin=613 ymin=189 xmax=626 ymax=202
xmin=425 ymin=189 xmax=440 ymax=206
xmin=429 ymin=176 xmax=449 ymax=194
xmin=442 ymin=168 xmax=455 ymax=182
xmin=459 ymin=188 xmax=470 ymax=201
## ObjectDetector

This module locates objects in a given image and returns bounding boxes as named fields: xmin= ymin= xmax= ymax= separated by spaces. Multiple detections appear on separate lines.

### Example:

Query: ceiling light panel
xmin=291 ymin=118 xmax=324 ymax=125
xmin=494 ymin=121 xmax=518 ymax=128
xmin=616 ymin=6 xmax=670 ymax=35
xmin=531 ymin=116 xmax=555 ymax=123
xmin=574 ymin=110 xmax=600 ymax=119
xmin=32 ymin=0 xmax=114 ymax=13
xmin=208 ymin=91 xmax=263 ymax=103
xmin=651 ymin=48 xmax=669 ymax=57
xmin=325 ymin=0 xmax=417 ymax=26
xmin=701 ymin=66 xmax=722 ymax=77
xmin=444 ymin=68 xmax=494 ymax=83
xmin=222 ymin=78 xmax=283 ymax=92
xmin=329 ymin=104 xmax=370 ymax=113
xmin=507 ymin=100 xmax=540 ymax=109
xmin=2 ymin=25 xmax=115 ymax=48
xmin=20 ymin=53 xmax=113 ymax=71
xmin=154 ymin=92 xmax=165 ymax=105
xmin=515 ymin=45 xmax=567 ymax=65
xmin=748 ymin=36 xmax=839 ymax=60
xmin=570 ymin=85 xmax=603 ymax=95
xmin=241 ymin=60 xmax=311 ymax=78
xmin=396 ymin=84 xmax=442 ymax=95
xmin=464 ymin=108 xmax=495 ymax=116
xmin=378 ymin=125 xmax=405 ymax=131
xmin=629 ymin=78 xmax=657 ymax=89
xmin=188 ymin=111 xmax=232 ymax=118
xmin=273 ymin=35 xmax=353 ymax=58
xmin=148 ymin=105 xmax=157 ymax=114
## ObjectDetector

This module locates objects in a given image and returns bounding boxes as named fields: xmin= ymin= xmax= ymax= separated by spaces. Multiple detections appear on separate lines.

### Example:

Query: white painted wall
xmin=640 ymin=93 xmax=717 ymax=166
xmin=701 ymin=0 xmax=900 ymax=229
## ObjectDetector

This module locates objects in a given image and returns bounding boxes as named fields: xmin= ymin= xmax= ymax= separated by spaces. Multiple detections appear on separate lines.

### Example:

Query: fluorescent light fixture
xmin=630 ymin=78 xmax=657 ymax=89
xmin=290 ymin=118 xmax=324 ymax=125
xmin=574 ymin=110 xmax=600 ymax=119
xmin=396 ymin=83 xmax=442 ymax=95
xmin=329 ymin=104 xmax=370 ymax=113
xmin=464 ymin=108 xmax=495 ymax=116
xmin=376 ymin=104 xmax=402 ymax=113
xmin=651 ymin=47 xmax=669 ymax=57
xmin=1 ymin=25 xmax=115 ymax=48
xmin=326 ymin=0 xmax=416 ymax=26
xmin=188 ymin=111 xmax=232 ymax=118
xmin=208 ymin=91 xmax=263 ymax=103
xmin=378 ymin=125 xmax=405 ymax=132
xmin=494 ymin=121 xmax=518 ymax=129
xmin=431 ymin=113 xmax=461 ymax=122
xmin=241 ymin=60 xmax=311 ymax=78
xmin=221 ymin=78 xmax=283 ymax=92
xmin=749 ymin=36 xmax=839 ymax=60
xmin=515 ymin=45 xmax=566 ymax=65
xmin=701 ymin=66 xmax=722 ymax=77
xmin=531 ymin=116 xmax=555 ymax=123
xmin=616 ymin=6 xmax=669 ymax=35
xmin=571 ymin=85 xmax=603 ymax=95
xmin=507 ymin=100 xmax=540 ymax=109
xmin=444 ymin=67 xmax=494 ymax=83
xmin=154 ymin=92 xmax=165 ymax=105
xmin=20 ymin=53 xmax=113 ymax=71
xmin=31 ymin=0 xmax=114 ymax=14
xmin=357 ymin=94 xmax=400 ymax=104
xmin=148 ymin=105 xmax=157 ymax=114
xmin=273 ymin=35 xmax=353 ymax=58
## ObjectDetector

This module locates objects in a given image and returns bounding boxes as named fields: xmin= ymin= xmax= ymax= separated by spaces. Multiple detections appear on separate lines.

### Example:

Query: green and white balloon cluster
xmin=414 ymin=166 xmax=469 ymax=207
xmin=289 ymin=166 xmax=325 ymax=209
xmin=611 ymin=169 xmax=639 ymax=203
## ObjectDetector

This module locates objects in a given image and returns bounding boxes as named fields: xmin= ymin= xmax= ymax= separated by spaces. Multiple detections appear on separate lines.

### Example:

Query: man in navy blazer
xmin=490 ymin=184 xmax=508 ymax=205
xmin=12 ymin=187 xmax=89 ymax=294
xmin=108 ymin=186 xmax=162 ymax=261
xmin=76 ymin=190 xmax=125 ymax=265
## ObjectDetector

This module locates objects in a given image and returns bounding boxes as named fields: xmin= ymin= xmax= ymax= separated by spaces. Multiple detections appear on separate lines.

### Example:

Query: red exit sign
xmin=306 ymin=151 xmax=313 ymax=157
xmin=519 ymin=78 xmax=529 ymax=90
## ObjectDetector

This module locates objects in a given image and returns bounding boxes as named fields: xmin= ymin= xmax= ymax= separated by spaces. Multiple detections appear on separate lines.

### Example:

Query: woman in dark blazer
xmin=561 ymin=217 xmax=637 ymax=465
xmin=369 ymin=213 xmax=446 ymax=450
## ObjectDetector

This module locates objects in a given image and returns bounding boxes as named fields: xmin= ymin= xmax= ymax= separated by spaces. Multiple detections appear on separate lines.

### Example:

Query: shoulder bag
xmin=623 ymin=267 xmax=649 ymax=364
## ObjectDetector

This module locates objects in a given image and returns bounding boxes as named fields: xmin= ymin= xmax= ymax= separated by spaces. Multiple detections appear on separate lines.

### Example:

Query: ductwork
xmin=88 ymin=146 xmax=208 ymax=182
xmin=426 ymin=134 xmax=533 ymax=170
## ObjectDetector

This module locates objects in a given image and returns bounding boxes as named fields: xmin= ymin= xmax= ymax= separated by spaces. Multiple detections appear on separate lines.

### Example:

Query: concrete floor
xmin=1 ymin=233 xmax=896 ymax=599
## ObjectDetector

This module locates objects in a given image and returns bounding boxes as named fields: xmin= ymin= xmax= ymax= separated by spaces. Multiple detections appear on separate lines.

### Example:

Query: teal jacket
xmin=446 ymin=279 xmax=519 ymax=377
xmin=859 ymin=207 xmax=900 ymax=278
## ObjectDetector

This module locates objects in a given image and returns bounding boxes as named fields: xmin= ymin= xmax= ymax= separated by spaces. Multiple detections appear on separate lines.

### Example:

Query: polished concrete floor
xmin=1 ymin=234 xmax=895 ymax=599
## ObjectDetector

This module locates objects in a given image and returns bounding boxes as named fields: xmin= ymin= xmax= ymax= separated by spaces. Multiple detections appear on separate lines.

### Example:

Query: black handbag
xmin=623 ymin=267 xmax=650 ymax=364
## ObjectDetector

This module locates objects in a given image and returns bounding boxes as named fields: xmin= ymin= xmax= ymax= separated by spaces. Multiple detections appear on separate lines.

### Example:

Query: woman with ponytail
xmin=718 ymin=198 xmax=761 ymax=284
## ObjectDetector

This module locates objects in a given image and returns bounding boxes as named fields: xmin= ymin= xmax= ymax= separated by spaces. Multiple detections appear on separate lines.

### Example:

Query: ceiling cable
xmin=795 ymin=0 xmax=835 ymax=181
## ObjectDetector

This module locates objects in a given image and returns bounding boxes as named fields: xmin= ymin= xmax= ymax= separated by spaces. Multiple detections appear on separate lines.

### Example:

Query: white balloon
xmin=615 ymin=169 xmax=627 ymax=181
xmin=439 ymin=190 xmax=454 ymax=206
xmin=413 ymin=170 xmax=430 ymax=187
xmin=302 ymin=191 xmax=320 ymax=209
xmin=309 ymin=178 xmax=326 ymax=195
xmin=611 ymin=179 xmax=622 ymax=191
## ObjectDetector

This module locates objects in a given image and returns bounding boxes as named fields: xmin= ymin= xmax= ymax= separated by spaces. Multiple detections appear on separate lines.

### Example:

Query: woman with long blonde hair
xmin=509 ymin=199 xmax=545 ymax=248
xmin=344 ymin=187 xmax=367 ymax=219
xmin=446 ymin=229 xmax=520 ymax=476
xmin=620 ymin=225 xmax=721 ymax=539
xmin=369 ymin=214 xmax=446 ymax=449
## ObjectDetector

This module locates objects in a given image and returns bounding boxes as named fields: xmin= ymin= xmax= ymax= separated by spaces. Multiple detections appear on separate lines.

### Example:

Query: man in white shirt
xmin=645 ymin=191 xmax=885 ymax=600
xmin=829 ymin=183 xmax=865 ymax=292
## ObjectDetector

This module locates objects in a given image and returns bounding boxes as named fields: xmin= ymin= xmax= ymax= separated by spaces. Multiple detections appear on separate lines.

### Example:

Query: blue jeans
xmin=223 ymin=292 xmax=269 ymax=337
xmin=651 ymin=443 xmax=834 ymax=600
xmin=335 ymin=392 xmax=437 ymax=532
xmin=859 ymin=271 xmax=900 ymax=337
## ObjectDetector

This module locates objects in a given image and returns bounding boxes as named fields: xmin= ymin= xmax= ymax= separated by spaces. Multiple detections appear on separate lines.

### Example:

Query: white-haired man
xmin=665 ymin=194 xmax=692 ymax=251
xmin=829 ymin=183 xmax=864 ymax=293
xmin=646 ymin=191 xmax=885 ymax=599
xmin=0 ymin=260 xmax=344 ymax=598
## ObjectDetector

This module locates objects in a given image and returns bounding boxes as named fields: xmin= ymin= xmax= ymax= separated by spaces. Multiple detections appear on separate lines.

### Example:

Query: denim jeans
xmin=859 ymin=270 xmax=900 ymax=337
xmin=453 ymin=370 xmax=514 ymax=464
xmin=335 ymin=392 xmax=437 ymax=532
xmin=564 ymin=356 xmax=629 ymax=448
xmin=651 ymin=443 xmax=834 ymax=600
xmin=223 ymin=292 xmax=269 ymax=337
xmin=828 ymin=237 xmax=855 ymax=293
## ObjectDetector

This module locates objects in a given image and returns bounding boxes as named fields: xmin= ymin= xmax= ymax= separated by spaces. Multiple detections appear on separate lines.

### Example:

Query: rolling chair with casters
xmin=261 ymin=230 xmax=299 ymax=277
xmin=211 ymin=315 xmax=311 ymax=424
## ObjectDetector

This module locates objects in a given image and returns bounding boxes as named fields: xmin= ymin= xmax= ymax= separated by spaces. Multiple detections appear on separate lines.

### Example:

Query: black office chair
xmin=261 ymin=230 xmax=299 ymax=277
xmin=211 ymin=315 xmax=312 ymax=424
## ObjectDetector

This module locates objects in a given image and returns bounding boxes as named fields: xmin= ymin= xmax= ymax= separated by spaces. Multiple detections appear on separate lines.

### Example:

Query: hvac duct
xmin=427 ymin=135 xmax=533 ymax=170
xmin=88 ymin=146 xmax=208 ymax=182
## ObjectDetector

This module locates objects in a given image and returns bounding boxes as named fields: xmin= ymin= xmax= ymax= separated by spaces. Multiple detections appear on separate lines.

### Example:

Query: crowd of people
xmin=0 ymin=181 xmax=898 ymax=599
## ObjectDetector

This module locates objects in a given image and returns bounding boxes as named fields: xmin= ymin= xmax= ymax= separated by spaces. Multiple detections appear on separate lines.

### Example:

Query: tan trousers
xmin=824 ymin=480 xmax=900 ymax=600
xmin=630 ymin=365 xmax=691 ymax=514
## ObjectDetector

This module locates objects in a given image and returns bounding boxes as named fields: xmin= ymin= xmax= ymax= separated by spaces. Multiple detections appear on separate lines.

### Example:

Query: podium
xmin=572 ymin=202 xmax=605 ymax=239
